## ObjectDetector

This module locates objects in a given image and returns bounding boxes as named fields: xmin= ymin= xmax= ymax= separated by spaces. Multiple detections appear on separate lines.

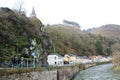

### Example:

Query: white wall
xmin=47 ymin=55 xmax=63 ymax=66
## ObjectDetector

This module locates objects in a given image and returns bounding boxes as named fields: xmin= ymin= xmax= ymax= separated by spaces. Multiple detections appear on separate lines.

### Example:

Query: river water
xmin=73 ymin=64 xmax=120 ymax=80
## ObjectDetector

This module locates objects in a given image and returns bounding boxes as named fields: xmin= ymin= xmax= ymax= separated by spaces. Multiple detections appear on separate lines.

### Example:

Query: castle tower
xmin=30 ymin=6 xmax=36 ymax=17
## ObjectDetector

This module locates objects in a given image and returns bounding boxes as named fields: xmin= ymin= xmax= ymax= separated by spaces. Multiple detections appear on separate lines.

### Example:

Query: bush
xmin=112 ymin=51 xmax=120 ymax=71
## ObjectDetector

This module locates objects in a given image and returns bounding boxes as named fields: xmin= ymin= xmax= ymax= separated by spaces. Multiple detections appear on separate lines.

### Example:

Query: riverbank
xmin=0 ymin=64 xmax=83 ymax=80
xmin=0 ymin=62 xmax=109 ymax=80
xmin=113 ymin=65 xmax=120 ymax=71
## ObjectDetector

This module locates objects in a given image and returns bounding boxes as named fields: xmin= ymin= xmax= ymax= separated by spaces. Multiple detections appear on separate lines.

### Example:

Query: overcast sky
xmin=0 ymin=0 xmax=120 ymax=30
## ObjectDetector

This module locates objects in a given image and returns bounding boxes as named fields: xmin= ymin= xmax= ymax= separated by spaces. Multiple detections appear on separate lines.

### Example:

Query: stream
xmin=73 ymin=63 xmax=120 ymax=80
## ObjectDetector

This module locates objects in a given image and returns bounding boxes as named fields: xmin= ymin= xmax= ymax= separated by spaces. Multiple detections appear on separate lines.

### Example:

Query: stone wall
xmin=57 ymin=66 xmax=80 ymax=80
xmin=0 ymin=70 xmax=57 ymax=80
xmin=0 ymin=65 xmax=81 ymax=80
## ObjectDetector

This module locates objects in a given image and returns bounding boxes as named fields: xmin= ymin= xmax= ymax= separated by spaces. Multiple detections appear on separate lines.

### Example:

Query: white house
xmin=47 ymin=54 xmax=64 ymax=66
xmin=89 ymin=55 xmax=112 ymax=63
xmin=77 ymin=56 xmax=92 ymax=64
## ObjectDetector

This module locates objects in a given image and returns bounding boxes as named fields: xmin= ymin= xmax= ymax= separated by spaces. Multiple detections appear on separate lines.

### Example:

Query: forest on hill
xmin=90 ymin=24 xmax=120 ymax=39
xmin=0 ymin=7 xmax=52 ymax=63
xmin=89 ymin=24 xmax=120 ymax=69
xmin=1 ymin=7 xmax=120 ymax=64
xmin=45 ymin=24 xmax=119 ymax=56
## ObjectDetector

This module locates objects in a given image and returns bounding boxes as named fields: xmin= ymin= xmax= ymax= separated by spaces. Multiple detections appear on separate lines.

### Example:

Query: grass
xmin=0 ymin=67 xmax=44 ymax=77
xmin=96 ymin=61 xmax=111 ymax=66
xmin=112 ymin=51 xmax=120 ymax=71
xmin=114 ymin=66 xmax=120 ymax=71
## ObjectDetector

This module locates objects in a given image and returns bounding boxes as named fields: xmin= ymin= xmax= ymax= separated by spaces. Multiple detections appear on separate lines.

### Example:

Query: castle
xmin=63 ymin=19 xmax=81 ymax=30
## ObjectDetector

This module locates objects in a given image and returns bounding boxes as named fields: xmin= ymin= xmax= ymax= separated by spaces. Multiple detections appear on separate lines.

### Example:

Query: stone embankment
xmin=84 ymin=63 xmax=96 ymax=69
xmin=0 ymin=63 xmax=95 ymax=80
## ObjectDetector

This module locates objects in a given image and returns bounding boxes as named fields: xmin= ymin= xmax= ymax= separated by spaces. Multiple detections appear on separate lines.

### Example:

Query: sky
xmin=0 ymin=0 xmax=120 ymax=30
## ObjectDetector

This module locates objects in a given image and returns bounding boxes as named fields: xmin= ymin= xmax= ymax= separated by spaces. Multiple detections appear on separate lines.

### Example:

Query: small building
xmin=63 ymin=54 xmax=77 ymax=64
xmin=47 ymin=54 xmax=64 ymax=66
xmin=89 ymin=55 xmax=112 ymax=62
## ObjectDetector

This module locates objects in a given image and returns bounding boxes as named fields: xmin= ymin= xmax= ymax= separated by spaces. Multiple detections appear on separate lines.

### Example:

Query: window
xmin=55 ymin=62 xmax=57 ymax=64
xmin=55 ymin=56 xmax=56 ymax=60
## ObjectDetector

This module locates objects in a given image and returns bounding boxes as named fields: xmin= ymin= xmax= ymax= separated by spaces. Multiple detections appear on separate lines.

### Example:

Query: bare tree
xmin=12 ymin=0 xmax=26 ymax=14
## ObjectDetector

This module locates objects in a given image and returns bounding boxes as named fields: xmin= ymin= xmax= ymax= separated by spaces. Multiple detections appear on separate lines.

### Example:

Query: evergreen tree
xmin=95 ymin=40 xmax=103 ymax=55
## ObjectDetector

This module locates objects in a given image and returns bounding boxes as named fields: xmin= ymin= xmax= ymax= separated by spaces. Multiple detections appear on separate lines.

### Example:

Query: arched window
xmin=55 ymin=62 xmax=57 ymax=64
xmin=55 ymin=56 xmax=56 ymax=60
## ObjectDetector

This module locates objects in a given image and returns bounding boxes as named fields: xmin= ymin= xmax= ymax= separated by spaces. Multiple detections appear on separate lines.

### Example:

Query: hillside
xmin=1 ymin=7 xmax=120 ymax=63
xmin=0 ymin=7 xmax=51 ymax=62
xmin=90 ymin=24 xmax=120 ymax=39
xmin=45 ymin=24 xmax=114 ymax=56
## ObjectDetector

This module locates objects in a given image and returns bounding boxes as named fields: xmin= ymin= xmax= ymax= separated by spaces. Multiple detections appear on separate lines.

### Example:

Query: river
xmin=73 ymin=63 xmax=120 ymax=80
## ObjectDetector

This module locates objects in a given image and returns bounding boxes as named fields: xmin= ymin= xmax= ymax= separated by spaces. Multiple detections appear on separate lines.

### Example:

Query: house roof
xmin=68 ymin=54 xmax=77 ymax=57
xmin=48 ymin=54 xmax=63 ymax=58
